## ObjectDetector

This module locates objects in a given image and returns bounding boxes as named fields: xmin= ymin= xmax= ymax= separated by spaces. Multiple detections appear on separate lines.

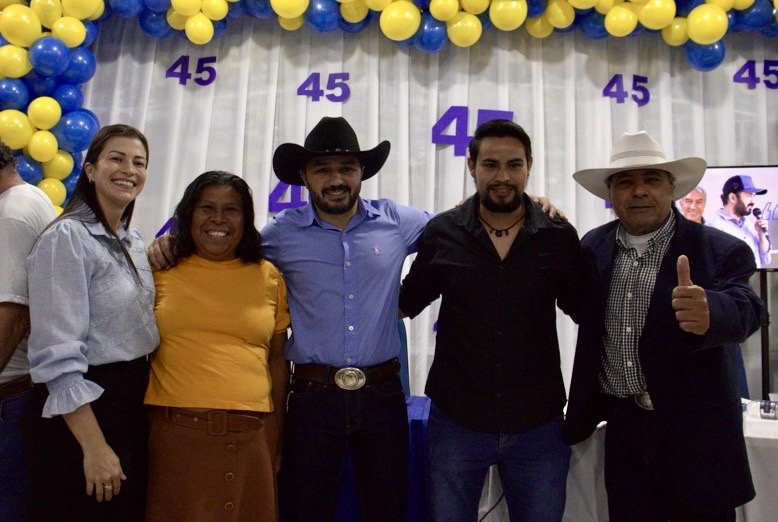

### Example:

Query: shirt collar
xmin=76 ymin=205 xmax=130 ymax=241
xmin=716 ymin=207 xmax=745 ymax=226
xmin=296 ymin=197 xmax=381 ymax=230
xmin=616 ymin=210 xmax=676 ymax=250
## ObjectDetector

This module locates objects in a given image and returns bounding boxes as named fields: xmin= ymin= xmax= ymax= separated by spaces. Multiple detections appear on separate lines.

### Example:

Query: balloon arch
xmin=0 ymin=0 xmax=776 ymax=209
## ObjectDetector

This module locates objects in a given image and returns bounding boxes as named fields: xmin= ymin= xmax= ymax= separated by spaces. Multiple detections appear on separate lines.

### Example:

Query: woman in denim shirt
xmin=23 ymin=125 xmax=159 ymax=521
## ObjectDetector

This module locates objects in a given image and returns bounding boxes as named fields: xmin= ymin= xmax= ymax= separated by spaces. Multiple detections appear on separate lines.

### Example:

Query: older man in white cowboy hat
xmin=563 ymin=131 xmax=762 ymax=521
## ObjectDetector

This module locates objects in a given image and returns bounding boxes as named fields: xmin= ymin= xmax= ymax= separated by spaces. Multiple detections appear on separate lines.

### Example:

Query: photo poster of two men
xmin=677 ymin=165 xmax=778 ymax=271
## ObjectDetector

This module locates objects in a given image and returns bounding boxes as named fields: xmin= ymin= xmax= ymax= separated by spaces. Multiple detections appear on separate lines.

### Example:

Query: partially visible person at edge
xmin=678 ymin=185 xmax=706 ymax=224
xmin=678 ymin=184 xmax=750 ymax=398
xmin=564 ymin=131 xmax=762 ymax=521
xmin=146 ymin=116 xmax=562 ymax=521
xmin=144 ymin=171 xmax=290 ymax=520
xmin=0 ymin=141 xmax=57 ymax=521
xmin=708 ymin=175 xmax=771 ymax=268
xmin=399 ymin=120 xmax=583 ymax=522
xmin=22 ymin=124 xmax=159 ymax=521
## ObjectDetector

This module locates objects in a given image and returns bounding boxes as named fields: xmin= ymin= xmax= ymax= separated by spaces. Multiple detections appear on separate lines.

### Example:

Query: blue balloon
xmin=212 ymin=18 xmax=228 ymax=38
xmin=144 ymin=0 xmax=170 ymax=13
xmin=22 ymin=70 xmax=58 ymax=97
xmin=685 ymin=40 xmax=726 ymax=72
xmin=304 ymin=0 xmax=339 ymax=33
xmin=63 ymin=171 xmax=80 ymax=196
xmin=139 ymin=9 xmax=175 ymax=39
xmin=109 ymin=0 xmax=145 ymax=18
xmin=59 ymin=47 xmax=97 ymax=85
xmin=478 ymin=11 xmax=492 ymax=32
xmin=735 ymin=0 xmax=773 ymax=31
xmin=674 ymin=0 xmax=703 ymax=16
xmin=70 ymin=151 xmax=83 ymax=174
xmin=82 ymin=21 xmax=100 ymax=47
xmin=0 ymin=35 xmax=8 ymax=46
xmin=527 ymin=0 xmax=547 ymax=18
xmin=727 ymin=11 xmax=743 ymax=32
xmin=414 ymin=12 xmax=447 ymax=53
xmin=243 ymin=0 xmax=275 ymax=18
xmin=51 ymin=109 xmax=101 ymax=153
xmin=228 ymin=0 xmax=246 ymax=18
xmin=0 ymin=78 xmax=30 ymax=111
xmin=28 ymin=36 xmax=72 ymax=78
xmin=95 ymin=1 xmax=113 ymax=22
xmin=413 ymin=0 xmax=431 ymax=9
xmin=579 ymin=11 xmax=608 ymax=39
xmin=339 ymin=11 xmax=374 ymax=33
xmin=762 ymin=16 xmax=778 ymax=36
xmin=51 ymin=83 xmax=84 ymax=113
xmin=15 ymin=154 xmax=44 ymax=185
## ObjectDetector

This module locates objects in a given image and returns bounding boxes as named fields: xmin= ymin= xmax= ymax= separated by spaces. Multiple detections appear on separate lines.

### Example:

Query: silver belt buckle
xmin=334 ymin=367 xmax=366 ymax=390
xmin=634 ymin=392 xmax=654 ymax=411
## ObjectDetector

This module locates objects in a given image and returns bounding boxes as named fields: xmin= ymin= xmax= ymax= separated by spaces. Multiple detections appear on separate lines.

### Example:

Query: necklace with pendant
xmin=479 ymin=212 xmax=524 ymax=237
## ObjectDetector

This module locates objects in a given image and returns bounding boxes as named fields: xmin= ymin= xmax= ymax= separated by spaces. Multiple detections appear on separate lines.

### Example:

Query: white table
xmin=478 ymin=414 xmax=778 ymax=521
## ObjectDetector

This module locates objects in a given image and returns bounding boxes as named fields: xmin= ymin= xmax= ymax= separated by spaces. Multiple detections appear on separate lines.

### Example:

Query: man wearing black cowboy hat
xmin=564 ymin=131 xmax=762 ymax=521
xmin=262 ymin=116 xmax=431 ymax=522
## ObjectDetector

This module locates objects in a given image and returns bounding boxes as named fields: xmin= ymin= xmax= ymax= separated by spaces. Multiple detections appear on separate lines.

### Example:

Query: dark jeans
xmin=280 ymin=374 xmax=409 ymax=522
xmin=604 ymin=397 xmax=736 ymax=522
xmin=0 ymin=390 xmax=30 ymax=522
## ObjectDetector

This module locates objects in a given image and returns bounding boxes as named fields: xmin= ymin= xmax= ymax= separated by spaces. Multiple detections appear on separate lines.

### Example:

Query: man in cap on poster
xmin=708 ymin=174 xmax=771 ymax=268
xmin=564 ymin=131 xmax=762 ymax=521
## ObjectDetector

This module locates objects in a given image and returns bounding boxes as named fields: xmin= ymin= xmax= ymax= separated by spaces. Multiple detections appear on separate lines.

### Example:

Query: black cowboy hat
xmin=272 ymin=117 xmax=391 ymax=186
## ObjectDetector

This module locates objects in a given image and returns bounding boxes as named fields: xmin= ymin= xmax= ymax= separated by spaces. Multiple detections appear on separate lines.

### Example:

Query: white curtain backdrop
xmin=83 ymin=19 xmax=778 ymax=401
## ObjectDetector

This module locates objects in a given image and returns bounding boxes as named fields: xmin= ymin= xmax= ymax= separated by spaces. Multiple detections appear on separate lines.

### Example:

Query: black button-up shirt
xmin=400 ymin=194 xmax=583 ymax=432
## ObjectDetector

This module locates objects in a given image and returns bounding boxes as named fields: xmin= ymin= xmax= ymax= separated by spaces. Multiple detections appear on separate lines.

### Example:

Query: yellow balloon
xmin=185 ymin=12 xmax=214 ymax=45
xmin=489 ymin=0 xmax=528 ymax=31
xmin=568 ymin=0 xmax=598 ymax=8
xmin=379 ymin=1 xmax=421 ymax=40
xmin=166 ymin=8 xmax=189 ymax=29
xmin=687 ymin=4 xmax=727 ymax=44
xmin=0 ymin=0 xmax=24 ymax=8
xmin=277 ymin=14 xmax=304 ymax=29
xmin=269 ymin=0 xmax=309 ymax=18
xmin=28 ymin=130 xmax=59 ymax=163
xmin=706 ymin=0 xmax=734 ymax=10
xmin=661 ymin=16 xmax=688 ymax=45
xmin=0 ymin=45 xmax=33 ymax=79
xmin=604 ymin=4 xmax=637 ymax=36
xmin=27 ymin=97 xmax=62 ymax=130
xmin=172 ymin=0 xmax=201 ymax=16
xmin=51 ymin=16 xmax=86 ymax=47
xmin=732 ymin=0 xmax=754 ymax=9
xmin=61 ymin=0 xmax=101 ymax=19
xmin=0 ymin=4 xmax=43 ymax=47
xmin=86 ymin=0 xmax=105 ymax=20
xmin=30 ymin=0 xmax=63 ymax=29
xmin=340 ymin=0 xmax=368 ymax=23
xmin=545 ymin=0 xmax=575 ymax=28
xmin=43 ymin=149 xmax=74 ymax=180
xmin=429 ymin=0 xmax=459 ymax=21
xmin=53 ymin=205 xmax=64 ymax=216
xmin=38 ymin=178 xmax=66 ymax=206
xmin=595 ymin=0 xmax=623 ymax=14
xmin=0 ymin=109 xmax=34 ymax=150
xmin=638 ymin=0 xmax=676 ymax=29
xmin=446 ymin=11 xmax=482 ymax=47
xmin=202 ymin=0 xmax=229 ymax=19
xmin=461 ymin=0 xmax=490 ymax=14
xmin=525 ymin=15 xmax=553 ymax=37
xmin=363 ymin=0 xmax=391 ymax=10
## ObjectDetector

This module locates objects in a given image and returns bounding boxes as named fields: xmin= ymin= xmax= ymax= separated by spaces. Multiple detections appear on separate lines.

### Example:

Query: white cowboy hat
xmin=573 ymin=131 xmax=707 ymax=201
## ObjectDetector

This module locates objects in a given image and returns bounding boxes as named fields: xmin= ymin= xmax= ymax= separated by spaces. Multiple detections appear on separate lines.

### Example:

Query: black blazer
xmin=563 ymin=209 xmax=762 ymax=512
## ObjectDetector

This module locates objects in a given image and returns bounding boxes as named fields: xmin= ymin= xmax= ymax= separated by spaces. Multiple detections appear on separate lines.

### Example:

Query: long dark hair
xmin=172 ymin=171 xmax=264 ymax=264
xmin=53 ymin=124 xmax=150 ymax=279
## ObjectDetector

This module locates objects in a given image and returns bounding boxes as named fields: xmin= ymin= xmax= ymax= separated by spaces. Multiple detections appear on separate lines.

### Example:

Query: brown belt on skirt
xmin=157 ymin=407 xmax=267 ymax=436
xmin=0 ymin=375 xmax=33 ymax=400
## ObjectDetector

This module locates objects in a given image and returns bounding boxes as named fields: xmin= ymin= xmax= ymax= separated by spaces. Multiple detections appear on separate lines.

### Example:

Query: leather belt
xmin=159 ymin=407 xmax=267 ymax=436
xmin=292 ymin=358 xmax=401 ymax=390
xmin=0 ymin=375 xmax=33 ymax=400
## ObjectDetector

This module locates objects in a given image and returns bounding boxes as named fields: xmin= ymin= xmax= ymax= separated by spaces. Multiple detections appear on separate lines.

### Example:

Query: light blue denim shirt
xmin=261 ymin=198 xmax=430 ymax=367
xmin=26 ymin=208 xmax=159 ymax=417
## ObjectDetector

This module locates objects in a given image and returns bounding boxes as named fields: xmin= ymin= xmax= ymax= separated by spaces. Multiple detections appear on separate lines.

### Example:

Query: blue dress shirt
xmin=261 ymin=198 xmax=430 ymax=367
xmin=26 ymin=209 xmax=159 ymax=417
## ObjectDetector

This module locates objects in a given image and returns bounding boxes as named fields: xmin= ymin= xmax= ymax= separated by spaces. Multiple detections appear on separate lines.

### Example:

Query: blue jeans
xmin=280 ymin=375 xmax=409 ymax=522
xmin=428 ymin=403 xmax=570 ymax=522
xmin=0 ymin=391 xmax=30 ymax=522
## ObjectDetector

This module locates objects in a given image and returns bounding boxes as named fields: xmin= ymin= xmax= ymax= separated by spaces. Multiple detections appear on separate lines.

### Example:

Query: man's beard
xmin=312 ymin=185 xmax=360 ymax=215
xmin=480 ymin=185 xmax=522 ymax=213
xmin=735 ymin=199 xmax=753 ymax=218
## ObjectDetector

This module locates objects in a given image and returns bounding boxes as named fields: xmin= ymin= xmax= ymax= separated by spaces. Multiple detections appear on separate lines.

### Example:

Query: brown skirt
xmin=145 ymin=406 xmax=278 ymax=522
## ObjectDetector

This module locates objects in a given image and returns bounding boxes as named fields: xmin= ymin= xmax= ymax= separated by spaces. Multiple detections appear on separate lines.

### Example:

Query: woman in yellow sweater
xmin=144 ymin=171 xmax=290 ymax=520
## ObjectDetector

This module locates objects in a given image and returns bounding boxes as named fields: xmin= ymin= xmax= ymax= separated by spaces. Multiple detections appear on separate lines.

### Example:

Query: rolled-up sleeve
xmin=26 ymin=221 xmax=103 ymax=417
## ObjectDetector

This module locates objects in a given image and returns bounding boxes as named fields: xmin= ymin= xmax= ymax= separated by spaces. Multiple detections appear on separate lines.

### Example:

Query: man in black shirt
xmin=399 ymin=120 xmax=583 ymax=521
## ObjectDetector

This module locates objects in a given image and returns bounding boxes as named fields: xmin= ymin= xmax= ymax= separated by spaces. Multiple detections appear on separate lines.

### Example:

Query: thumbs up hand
xmin=672 ymin=255 xmax=710 ymax=335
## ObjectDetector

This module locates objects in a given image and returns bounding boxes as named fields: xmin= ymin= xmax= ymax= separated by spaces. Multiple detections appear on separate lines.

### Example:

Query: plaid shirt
xmin=599 ymin=213 xmax=676 ymax=397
